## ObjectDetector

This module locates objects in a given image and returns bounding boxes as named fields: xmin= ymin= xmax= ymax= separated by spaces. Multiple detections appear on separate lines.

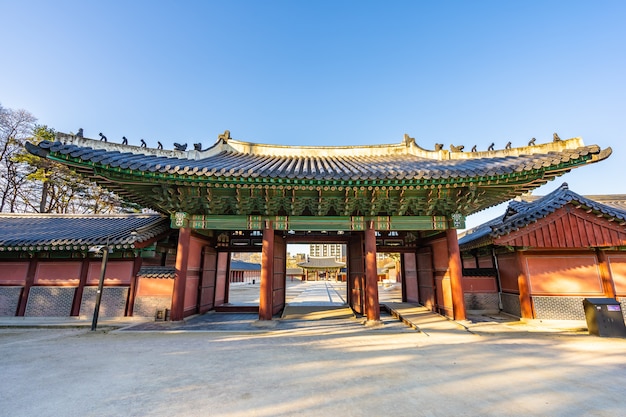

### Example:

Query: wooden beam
xmin=16 ymin=257 xmax=38 ymax=316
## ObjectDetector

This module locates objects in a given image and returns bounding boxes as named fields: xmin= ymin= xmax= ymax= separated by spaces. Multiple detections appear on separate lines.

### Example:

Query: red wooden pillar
xmin=259 ymin=224 xmax=274 ymax=321
xmin=17 ymin=257 xmax=38 ymax=316
xmin=446 ymin=229 xmax=466 ymax=321
xmin=71 ymin=258 xmax=91 ymax=316
xmin=364 ymin=224 xmax=381 ymax=323
xmin=516 ymin=250 xmax=533 ymax=319
xmin=171 ymin=227 xmax=191 ymax=321
xmin=126 ymin=256 xmax=143 ymax=316
xmin=596 ymin=249 xmax=616 ymax=298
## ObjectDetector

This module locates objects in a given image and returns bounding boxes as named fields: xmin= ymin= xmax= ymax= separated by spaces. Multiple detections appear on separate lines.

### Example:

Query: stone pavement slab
xmin=384 ymin=302 xmax=470 ymax=334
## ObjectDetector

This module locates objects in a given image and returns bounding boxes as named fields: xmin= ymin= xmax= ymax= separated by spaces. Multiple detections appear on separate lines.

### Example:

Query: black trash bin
xmin=582 ymin=298 xmax=626 ymax=338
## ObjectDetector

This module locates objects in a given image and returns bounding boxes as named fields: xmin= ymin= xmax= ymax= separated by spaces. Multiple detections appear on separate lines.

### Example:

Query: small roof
xmin=297 ymin=256 xmax=346 ymax=269
xmin=137 ymin=266 xmax=176 ymax=279
xmin=459 ymin=183 xmax=626 ymax=250
xmin=0 ymin=213 xmax=170 ymax=252
xmin=230 ymin=260 xmax=261 ymax=271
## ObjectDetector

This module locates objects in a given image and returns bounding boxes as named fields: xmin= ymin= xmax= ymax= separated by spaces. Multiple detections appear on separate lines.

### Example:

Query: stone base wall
xmin=501 ymin=292 xmax=521 ymax=317
xmin=464 ymin=292 xmax=499 ymax=312
xmin=80 ymin=287 xmax=129 ymax=318
xmin=0 ymin=286 xmax=22 ymax=316
xmin=532 ymin=296 xmax=587 ymax=320
xmin=134 ymin=296 xmax=172 ymax=318
xmin=0 ymin=285 xmax=172 ymax=318
xmin=25 ymin=287 xmax=76 ymax=316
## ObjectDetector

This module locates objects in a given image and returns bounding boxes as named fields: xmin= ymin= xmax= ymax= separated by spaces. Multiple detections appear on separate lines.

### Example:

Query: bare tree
xmin=1 ymin=103 xmax=141 ymax=214
xmin=0 ymin=104 xmax=37 ymax=212
xmin=17 ymin=125 xmax=141 ymax=214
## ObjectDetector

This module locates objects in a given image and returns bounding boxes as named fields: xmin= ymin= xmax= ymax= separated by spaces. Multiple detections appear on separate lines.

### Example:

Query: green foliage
xmin=1 ymin=104 xmax=142 ymax=214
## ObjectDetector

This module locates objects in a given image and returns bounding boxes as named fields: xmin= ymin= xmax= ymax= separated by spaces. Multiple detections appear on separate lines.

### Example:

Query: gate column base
xmin=364 ymin=319 xmax=384 ymax=328
xmin=252 ymin=320 xmax=278 ymax=329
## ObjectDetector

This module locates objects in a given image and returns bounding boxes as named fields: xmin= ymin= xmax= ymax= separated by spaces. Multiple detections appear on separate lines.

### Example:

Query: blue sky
xmin=1 ymin=1 xmax=625 ymax=229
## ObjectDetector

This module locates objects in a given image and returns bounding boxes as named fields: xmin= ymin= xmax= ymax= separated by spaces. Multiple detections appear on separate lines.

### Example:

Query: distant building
xmin=309 ymin=244 xmax=345 ymax=261
xmin=229 ymin=259 xmax=261 ymax=284
xmin=297 ymin=257 xmax=346 ymax=281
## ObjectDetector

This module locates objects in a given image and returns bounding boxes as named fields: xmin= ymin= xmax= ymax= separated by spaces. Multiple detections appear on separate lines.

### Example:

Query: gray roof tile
xmin=137 ymin=266 xmax=176 ymax=279
xmin=459 ymin=183 xmax=626 ymax=249
xmin=27 ymin=134 xmax=611 ymax=184
xmin=0 ymin=213 xmax=170 ymax=251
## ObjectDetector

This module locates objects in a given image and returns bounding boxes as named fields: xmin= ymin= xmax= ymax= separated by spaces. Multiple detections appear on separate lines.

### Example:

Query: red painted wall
xmin=214 ymin=252 xmax=229 ymax=306
xmin=431 ymin=237 xmax=450 ymax=270
xmin=136 ymin=277 xmax=174 ymax=297
xmin=496 ymin=253 xmax=519 ymax=293
xmin=608 ymin=254 xmax=626 ymax=295
xmin=35 ymin=262 xmax=82 ymax=285
xmin=462 ymin=256 xmax=477 ymax=268
xmin=431 ymin=237 xmax=453 ymax=316
xmin=0 ymin=262 xmax=29 ymax=285
xmin=525 ymin=254 xmax=603 ymax=295
xmin=462 ymin=276 xmax=497 ymax=293
xmin=478 ymin=255 xmax=494 ymax=268
xmin=403 ymin=252 xmax=419 ymax=303
xmin=416 ymin=248 xmax=435 ymax=310
xmin=86 ymin=261 xmax=134 ymax=285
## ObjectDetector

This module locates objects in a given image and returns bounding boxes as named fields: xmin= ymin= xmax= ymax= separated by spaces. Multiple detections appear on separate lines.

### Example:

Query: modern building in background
xmin=309 ymin=243 xmax=345 ymax=261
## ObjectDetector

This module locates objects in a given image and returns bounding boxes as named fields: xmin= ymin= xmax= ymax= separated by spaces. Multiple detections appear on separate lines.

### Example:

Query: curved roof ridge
xmin=459 ymin=183 xmax=626 ymax=250
xmin=53 ymin=132 xmax=592 ymax=161
xmin=491 ymin=182 xmax=626 ymax=237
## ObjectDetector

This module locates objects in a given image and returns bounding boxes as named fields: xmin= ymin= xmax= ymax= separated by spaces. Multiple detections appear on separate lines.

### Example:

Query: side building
xmin=458 ymin=183 xmax=626 ymax=321
xmin=0 ymin=213 xmax=175 ymax=318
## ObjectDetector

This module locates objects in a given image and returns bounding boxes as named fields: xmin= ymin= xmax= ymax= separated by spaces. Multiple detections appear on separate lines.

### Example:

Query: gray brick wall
xmin=25 ymin=287 xmax=76 ymax=316
xmin=501 ymin=293 xmax=521 ymax=317
xmin=620 ymin=299 xmax=626 ymax=322
xmin=532 ymin=296 xmax=586 ymax=320
xmin=0 ymin=286 xmax=22 ymax=316
xmin=133 ymin=296 xmax=172 ymax=317
xmin=80 ymin=287 xmax=129 ymax=317
xmin=464 ymin=292 xmax=499 ymax=312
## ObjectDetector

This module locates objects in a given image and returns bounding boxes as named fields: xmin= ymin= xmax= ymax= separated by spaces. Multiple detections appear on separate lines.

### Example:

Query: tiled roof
xmin=230 ymin=260 xmax=261 ymax=271
xmin=0 ymin=213 xmax=170 ymax=252
xmin=458 ymin=183 xmax=626 ymax=249
xmin=137 ymin=266 xmax=176 ymax=279
xmin=297 ymin=257 xmax=346 ymax=269
xmin=27 ymin=133 xmax=611 ymax=184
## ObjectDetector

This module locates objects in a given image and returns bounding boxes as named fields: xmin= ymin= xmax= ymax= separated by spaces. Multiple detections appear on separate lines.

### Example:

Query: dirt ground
xmin=2 ymin=320 xmax=626 ymax=417
xmin=2 ymin=281 xmax=625 ymax=416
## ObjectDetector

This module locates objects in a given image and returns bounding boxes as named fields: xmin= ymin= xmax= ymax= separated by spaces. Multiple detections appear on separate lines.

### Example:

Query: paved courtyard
xmin=1 ymin=280 xmax=626 ymax=416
